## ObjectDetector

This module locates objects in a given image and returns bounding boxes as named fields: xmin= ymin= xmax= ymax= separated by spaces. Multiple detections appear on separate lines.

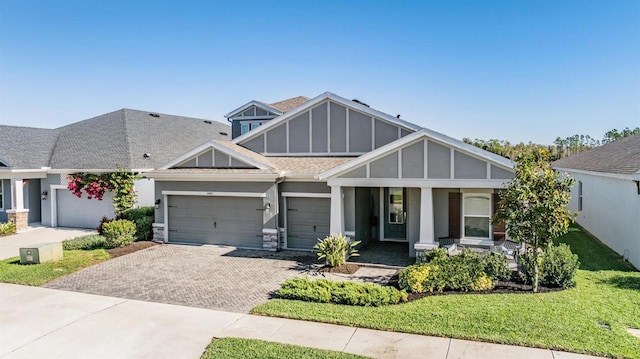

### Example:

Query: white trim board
xmin=161 ymin=190 xmax=266 ymax=198
xmin=281 ymin=192 xmax=331 ymax=198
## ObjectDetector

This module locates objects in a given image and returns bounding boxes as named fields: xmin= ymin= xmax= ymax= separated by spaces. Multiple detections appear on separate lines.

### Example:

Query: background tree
xmin=493 ymin=149 xmax=575 ymax=292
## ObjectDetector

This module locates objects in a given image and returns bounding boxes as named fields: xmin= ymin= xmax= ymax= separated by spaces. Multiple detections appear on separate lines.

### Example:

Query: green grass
xmin=252 ymin=225 xmax=640 ymax=358
xmin=0 ymin=250 xmax=110 ymax=286
xmin=201 ymin=337 xmax=369 ymax=359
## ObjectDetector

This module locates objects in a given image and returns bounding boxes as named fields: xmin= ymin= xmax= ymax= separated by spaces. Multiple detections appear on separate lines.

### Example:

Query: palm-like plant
xmin=314 ymin=233 xmax=361 ymax=267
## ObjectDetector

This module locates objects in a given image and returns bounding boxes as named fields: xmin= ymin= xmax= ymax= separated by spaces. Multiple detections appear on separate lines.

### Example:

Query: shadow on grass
xmin=555 ymin=225 xmax=638 ymax=272
xmin=600 ymin=275 xmax=640 ymax=291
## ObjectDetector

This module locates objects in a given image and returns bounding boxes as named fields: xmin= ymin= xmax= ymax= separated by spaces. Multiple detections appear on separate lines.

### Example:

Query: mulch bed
xmin=318 ymin=263 xmax=360 ymax=274
xmin=387 ymin=272 xmax=566 ymax=302
xmin=106 ymin=241 xmax=158 ymax=259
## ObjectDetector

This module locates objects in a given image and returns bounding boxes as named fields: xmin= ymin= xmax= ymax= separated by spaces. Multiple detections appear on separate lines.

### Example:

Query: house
xmin=0 ymin=109 xmax=230 ymax=231
xmin=147 ymin=92 xmax=515 ymax=257
xmin=553 ymin=134 xmax=640 ymax=269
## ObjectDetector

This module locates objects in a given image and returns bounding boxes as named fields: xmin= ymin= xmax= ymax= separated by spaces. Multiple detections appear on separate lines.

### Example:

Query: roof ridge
xmin=121 ymin=109 xmax=134 ymax=170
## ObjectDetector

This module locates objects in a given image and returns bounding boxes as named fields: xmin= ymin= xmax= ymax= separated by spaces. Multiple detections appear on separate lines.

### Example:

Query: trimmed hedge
xmin=520 ymin=244 xmax=579 ymax=288
xmin=62 ymin=234 xmax=107 ymax=250
xmin=277 ymin=277 xmax=407 ymax=306
xmin=120 ymin=206 xmax=154 ymax=241
xmin=102 ymin=219 xmax=136 ymax=248
xmin=399 ymin=249 xmax=511 ymax=293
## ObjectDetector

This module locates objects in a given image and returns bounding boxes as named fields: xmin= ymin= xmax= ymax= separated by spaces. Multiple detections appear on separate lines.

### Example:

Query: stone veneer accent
xmin=152 ymin=223 xmax=165 ymax=242
xmin=7 ymin=210 xmax=29 ymax=232
xmin=262 ymin=228 xmax=279 ymax=251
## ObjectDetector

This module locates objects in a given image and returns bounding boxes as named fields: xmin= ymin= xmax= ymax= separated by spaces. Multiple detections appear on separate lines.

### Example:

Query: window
xmin=388 ymin=187 xmax=404 ymax=224
xmin=463 ymin=193 xmax=491 ymax=238
xmin=578 ymin=181 xmax=583 ymax=211
xmin=240 ymin=121 xmax=265 ymax=135
xmin=0 ymin=180 xmax=3 ymax=211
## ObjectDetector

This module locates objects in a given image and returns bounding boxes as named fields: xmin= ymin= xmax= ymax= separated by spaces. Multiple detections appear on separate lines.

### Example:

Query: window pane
xmin=389 ymin=187 xmax=404 ymax=224
xmin=464 ymin=217 xmax=490 ymax=238
xmin=464 ymin=195 xmax=490 ymax=216
xmin=240 ymin=123 xmax=250 ymax=134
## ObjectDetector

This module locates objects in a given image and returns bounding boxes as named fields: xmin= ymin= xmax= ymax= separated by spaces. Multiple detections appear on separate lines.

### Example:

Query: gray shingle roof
xmin=1 ymin=109 xmax=230 ymax=170
xmin=552 ymin=134 xmax=640 ymax=175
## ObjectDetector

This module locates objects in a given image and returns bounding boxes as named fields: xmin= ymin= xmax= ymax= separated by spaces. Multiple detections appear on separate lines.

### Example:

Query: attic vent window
xmin=352 ymin=99 xmax=370 ymax=107
xmin=149 ymin=113 xmax=160 ymax=118
xmin=204 ymin=120 xmax=212 ymax=124
xmin=219 ymin=131 xmax=228 ymax=136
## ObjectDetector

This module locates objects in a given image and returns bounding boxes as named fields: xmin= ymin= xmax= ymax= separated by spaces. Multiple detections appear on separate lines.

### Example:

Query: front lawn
xmin=0 ymin=249 xmax=110 ymax=286
xmin=252 ymin=225 xmax=640 ymax=358
xmin=201 ymin=338 xmax=369 ymax=359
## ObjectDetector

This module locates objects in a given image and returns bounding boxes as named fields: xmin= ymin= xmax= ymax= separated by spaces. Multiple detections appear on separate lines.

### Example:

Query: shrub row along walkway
xmin=2 ymin=283 xmax=602 ymax=359
xmin=43 ymin=244 xmax=397 ymax=313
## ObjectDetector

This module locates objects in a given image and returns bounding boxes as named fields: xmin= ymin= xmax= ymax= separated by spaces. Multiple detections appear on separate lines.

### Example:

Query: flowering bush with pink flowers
xmin=67 ymin=168 xmax=140 ymax=214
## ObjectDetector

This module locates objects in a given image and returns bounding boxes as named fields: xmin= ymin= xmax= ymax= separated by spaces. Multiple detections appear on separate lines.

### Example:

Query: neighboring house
xmin=147 ymin=92 xmax=515 ymax=257
xmin=553 ymin=134 xmax=640 ymax=269
xmin=0 ymin=109 xmax=230 ymax=231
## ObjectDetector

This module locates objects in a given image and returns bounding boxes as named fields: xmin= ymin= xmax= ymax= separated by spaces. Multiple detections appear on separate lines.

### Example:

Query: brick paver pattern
xmin=44 ymin=244 xmax=396 ymax=313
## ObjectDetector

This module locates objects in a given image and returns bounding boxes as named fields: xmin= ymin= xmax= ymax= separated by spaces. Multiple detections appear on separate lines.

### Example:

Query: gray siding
xmin=289 ymin=112 xmax=310 ymax=153
xmin=311 ymin=103 xmax=328 ymax=152
xmin=339 ymin=166 xmax=367 ymax=178
xmin=427 ymin=141 xmax=451 ymax=179
xmin=197 ymin=150 xmax=213 ymax=167
xmin=401 ymin=129 xmax=411 ymax=137
xmin=266 ymin=125 xmax=287 ymax=153
xmin=454 ymin=151 xmax=487 ymax=179
xmin=329 ymin=102 xmax=347 ymax=152
xmin=370 ymin=152 xmax=399 ymax=178
xmin=242 ymin=134 xmax=265 ymax=153
xmin=401 ymin=141 xmax=424 ymax=178
xmin=40 ymin=174 xmax=63 ymax=226
xmin=343 ymin=187 xmax=355 ymax=232
xmin=178 ymin=158 xmax=196 ymax=168
xmin=491 ymin=165 xmax=514 ymax=179
xmin=375 ymin=119 xmax=399 ymax=148
xmin=214 ymin=151 xmax=230 ymax=167
xmin=349 ymin=110 xmax=372 ymax=152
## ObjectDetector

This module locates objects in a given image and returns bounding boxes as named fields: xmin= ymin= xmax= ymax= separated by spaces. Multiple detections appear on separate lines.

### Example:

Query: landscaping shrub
xmin=97 ymin=216 xmax=113 ymax=235
xmin=120 ymin=206 xmax=154 ymax=241
xmin=520 ymin=244 xmax=579 ymax=288
xmin=399 ymin=248 xmax=497 ymax=293
xmin=102 ymin=219 xmax=136 ymax=248
xmin=314 ymin=233 xmax=361 ymax=267
xmin=0 ymin=222 xmax=16 ymax=236
xmin=482 ymin=252 xmax=511 ymax=281
xmin=62 ymin=235 xmax=107 ymax=250
xmin=419 ymin=247 xmax=448 ymax=263
xmin=277 ymin=277 xmax=407 ymax=306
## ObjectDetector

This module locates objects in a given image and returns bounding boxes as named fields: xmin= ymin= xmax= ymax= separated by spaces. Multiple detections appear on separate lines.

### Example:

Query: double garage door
xmin=167 ymin=195 xmax=264 ymax=248
xmin=56 ymin=189 xmax=115 ymax=229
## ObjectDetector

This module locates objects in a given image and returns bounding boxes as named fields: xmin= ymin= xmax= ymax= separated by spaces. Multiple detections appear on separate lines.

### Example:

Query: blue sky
xmin=1 ymin=0 xmax=638 ymax=144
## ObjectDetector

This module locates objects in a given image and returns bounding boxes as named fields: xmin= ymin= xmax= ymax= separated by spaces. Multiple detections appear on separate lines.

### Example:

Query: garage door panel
xmin=287 ymin=197 xmax=330 ymax=250
xmin=168 ymin=196 xmax=263 ymax=248
xmin=57 ymin=190 xmax=115 ymax=229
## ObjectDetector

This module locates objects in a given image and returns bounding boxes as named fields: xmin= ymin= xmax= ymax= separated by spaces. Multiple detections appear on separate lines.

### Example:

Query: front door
xmin=384 ymin=187 xmax=406 ymax=240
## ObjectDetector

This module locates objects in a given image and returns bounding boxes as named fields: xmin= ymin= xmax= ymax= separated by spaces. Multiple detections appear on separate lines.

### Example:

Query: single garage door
xmin=168 ymin=195 xmax=263 ymax=248
xmin=287 ymin=197 xmax=330 ymax=250
xmin=56 ymin=189 xmax=115 ymax=229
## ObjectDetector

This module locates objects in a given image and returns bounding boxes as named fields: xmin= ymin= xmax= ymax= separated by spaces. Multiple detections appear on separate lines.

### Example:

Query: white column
xmin=415 ymin=187 xmax=437 ymax=251
xmin=330 ymin=185 xmax=344 ymax=235
xmin=10 ymin=178 xmax=25 ymax=210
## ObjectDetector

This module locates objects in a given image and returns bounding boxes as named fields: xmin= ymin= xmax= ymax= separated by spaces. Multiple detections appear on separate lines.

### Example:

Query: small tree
xmin=493 ymin=149 xmax=575 ymax=292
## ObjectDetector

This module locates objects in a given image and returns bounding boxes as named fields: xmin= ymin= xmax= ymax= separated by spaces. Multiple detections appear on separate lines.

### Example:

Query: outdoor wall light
xmin=41 ymin=191 xmax=48 ymax=200
xmin=155 ymin=199 xmax=161 ymax=209
xmin=264 ymin=202 xmax=271 ymax=210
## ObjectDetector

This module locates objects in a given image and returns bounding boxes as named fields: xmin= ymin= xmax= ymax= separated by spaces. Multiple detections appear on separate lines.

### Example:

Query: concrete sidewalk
xmin=0 ymin=227 xmax=94 ymax=260
xmin=0 ymin=284 xmax=601 ymax=359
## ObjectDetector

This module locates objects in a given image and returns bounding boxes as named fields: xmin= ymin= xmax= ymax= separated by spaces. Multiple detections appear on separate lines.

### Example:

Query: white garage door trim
xmin=161 ymin=190 xmax=266 ymax=242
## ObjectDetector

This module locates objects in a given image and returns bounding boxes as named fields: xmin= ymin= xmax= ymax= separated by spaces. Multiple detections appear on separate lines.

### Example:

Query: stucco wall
xmin=134 ymin=178 xmax=155 ymax=207
xmin=567 ymin=171 xmax=640 ymax=269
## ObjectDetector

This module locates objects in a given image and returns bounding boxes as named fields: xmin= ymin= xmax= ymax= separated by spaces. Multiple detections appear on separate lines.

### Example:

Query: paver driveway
xmin=44 ymin=244 xmax=397 ymax=313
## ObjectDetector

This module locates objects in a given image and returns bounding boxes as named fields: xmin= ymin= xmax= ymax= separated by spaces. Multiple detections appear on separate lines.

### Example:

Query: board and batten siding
xmin=239 ymin=100 xmax=415 ymax=155
xmin=174 ymin=149 xmax=255 ymax=169
xmin=337 ymin=139 xmax=514 ymax=182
